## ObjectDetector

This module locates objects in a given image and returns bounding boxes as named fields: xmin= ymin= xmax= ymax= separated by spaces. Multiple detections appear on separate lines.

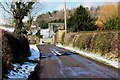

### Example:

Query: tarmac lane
xmin=34 ymin=44 xmax=119 ymax=79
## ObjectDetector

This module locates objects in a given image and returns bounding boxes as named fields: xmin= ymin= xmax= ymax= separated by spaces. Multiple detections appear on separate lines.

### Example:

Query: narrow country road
xmin=29 ymin=44 xmax=119 ymax=79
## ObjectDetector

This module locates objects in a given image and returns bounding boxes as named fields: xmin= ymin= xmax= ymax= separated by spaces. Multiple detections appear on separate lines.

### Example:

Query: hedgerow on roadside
xmin=63 ymin=31 xmax=119 ymax=59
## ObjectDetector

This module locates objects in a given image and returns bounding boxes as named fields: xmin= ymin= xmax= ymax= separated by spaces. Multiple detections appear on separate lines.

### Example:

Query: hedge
xmin=2 ymin=30 xmax=31 ymax=78
xmin=63 ymin=30 xmax=119 ymax=59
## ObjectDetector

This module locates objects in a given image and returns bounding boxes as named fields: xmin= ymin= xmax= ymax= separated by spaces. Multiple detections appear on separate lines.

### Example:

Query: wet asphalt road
xmin=35 ymin=44 xmax=119 ymax=79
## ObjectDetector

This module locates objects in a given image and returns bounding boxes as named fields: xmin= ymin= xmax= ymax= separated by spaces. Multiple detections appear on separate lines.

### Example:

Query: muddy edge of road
xmin=28 ymin=44 xmax=120 ymax=80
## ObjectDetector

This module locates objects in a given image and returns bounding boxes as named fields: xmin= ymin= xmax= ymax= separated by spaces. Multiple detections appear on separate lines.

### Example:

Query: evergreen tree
xmin=38 ymin=20 xmax=48 ymax=29
xmin=67 ymin=5 xmax=97 ymax=32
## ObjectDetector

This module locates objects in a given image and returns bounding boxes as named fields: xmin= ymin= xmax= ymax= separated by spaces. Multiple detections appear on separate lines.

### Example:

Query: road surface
xmin=28 ymin=44 xmax=119 ymax=80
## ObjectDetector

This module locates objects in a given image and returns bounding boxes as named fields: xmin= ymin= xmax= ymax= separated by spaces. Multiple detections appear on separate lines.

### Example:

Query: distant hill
xmin=35 ymin=8 xmax=76 ymax=29
xmin=35 ymin=6 xmax=100 ymax=29
xmin=35 ymin=10 xmax=66 ymax=23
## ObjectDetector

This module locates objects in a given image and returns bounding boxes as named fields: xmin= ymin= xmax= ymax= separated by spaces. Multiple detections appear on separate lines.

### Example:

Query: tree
xmin=96 ymin=2 xmax=119 ymax=30
xmin=38 ymin=20 xmax=48 ymax=29
xmin=25 ymin=2 xmax=43 ymax=34
xmin=98 ymin=3 xmax=118 ymax=23
xmin=12 ymin=2 xmax=35 ymax=35
xmin=0 ymin=0 xmax=42 ymax=35
xmin=104 ymin=16 xmax=120 ymax=30
xmin=50 ymin=19 xmax=64 ymax=23
xmin=35 ymin=9 xmax=65 ymax=29
xmin=67 ymin=15 xmax=74 ymax=32
xmin=67 ymin=5 xmax=97 ymax=32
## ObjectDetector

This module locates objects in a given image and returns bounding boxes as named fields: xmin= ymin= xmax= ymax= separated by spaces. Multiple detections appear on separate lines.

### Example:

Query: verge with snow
xmin=7 ymin=62 xmax=37 ymax=79
xmin=56 ymin=44 xmax=119 ymax=69
xmin=6 ymin=45 xmax=40 ymax=79
xmin=29 ymin=45 xmax=40 ymax=61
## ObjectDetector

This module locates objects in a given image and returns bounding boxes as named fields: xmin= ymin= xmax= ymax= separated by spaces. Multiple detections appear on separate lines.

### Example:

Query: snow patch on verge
xmin=56 ymin=44 xmax=119 ymax=69
xmin=6 ymin=45 xmax=40 ymax=79
xmin=29 ymin=45 xmax=40 ymax=61
xmin=7 ymin=62 xmax=37 ymax=79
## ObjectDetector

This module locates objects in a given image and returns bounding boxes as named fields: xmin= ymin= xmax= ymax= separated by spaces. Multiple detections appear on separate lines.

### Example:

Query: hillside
xmin=35 ymin=6 xmax=100 ymax=29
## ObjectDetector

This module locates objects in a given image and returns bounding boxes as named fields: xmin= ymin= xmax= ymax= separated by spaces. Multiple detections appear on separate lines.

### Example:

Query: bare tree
xmin=26 ymin=2 xmax=44 ymax=34
xmin=0 ymin=0 xmax=43 ymax=35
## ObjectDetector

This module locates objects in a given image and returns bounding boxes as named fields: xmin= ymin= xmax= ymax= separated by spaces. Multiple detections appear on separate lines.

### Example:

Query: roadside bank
xmin=56 ymin=44 xmax=119 ymax=69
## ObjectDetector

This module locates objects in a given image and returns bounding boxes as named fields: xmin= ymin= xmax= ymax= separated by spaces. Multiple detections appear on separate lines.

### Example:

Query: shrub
xmin=65 ymin=33 xmax=76 ymax=46
xmin=77 ymin=35 xmax=86 ymax=49
xmin=2 ymin=30 xmax=31 ymax=63
xmin=73 ymin=34 xmax=87 ymax=49
xmin=92 ymin=33 xmax=114 ymax=55
xmin=2 ymin=30 xmax=13 ymax=77
xmin=84 ymin=34 xmax=93 ymax=50
xmin=60 ymin=32 xmax=65 ymax=45
xmin=11 ymin=35 xmax=31 ymax=62
xmin=2 ymin=30 xmax=31 ymax=78
xmin=104 ymin=16 xmax=120 ymax=30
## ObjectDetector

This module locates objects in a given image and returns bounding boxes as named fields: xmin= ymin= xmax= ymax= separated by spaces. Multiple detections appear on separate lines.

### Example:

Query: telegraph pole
xmin=118 ymin=1 xmax=120 ymax=17
xmin=64 ymin=0 xmax=67 ymax=33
